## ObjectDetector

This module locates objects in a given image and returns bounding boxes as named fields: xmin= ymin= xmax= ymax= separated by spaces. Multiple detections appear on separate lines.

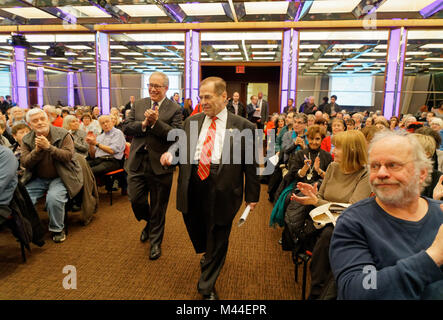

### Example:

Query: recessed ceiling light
xmin=420 ymin=44 xmax=443 ymax=49
xmin=116 ymin=5 xmax=167 ymax=17
xmin=120 ymin=52 xmax=143 ymax=56
xmin=377 ymin=0 xmax=435 ymax=12
xmin=78 ymin=57 xmax=94 ymax=60
xmin=252 ymin=57 xmax=275 ymax=60
xmin=217 ymin=52 xmax=242 ymax=56
xmin=299 ymin=52 xmax=314 ymax=56
xmin=252 ymin=52 xmax=276 ymax=55
xmin=179 ymin=3 xmax=226 ymax=16
xmin=309 ymin=0 xmax=361 ymax=14
xmin=251 ymin=44 xmax=279 ymax=49
xmin=66 ymin=45 xmax=92 ymax=50
xmin=212 ymin=45 xmax=239 ymax=50
xmin=406 ymin=51 xmax=431 ymax=55
xmin=222 ymin=57 xmax=243 ymax=60
xmin=201 ymin=58 xmax=213 ymax=61
xmin=244 ymin=1 xmax=289 ymax=15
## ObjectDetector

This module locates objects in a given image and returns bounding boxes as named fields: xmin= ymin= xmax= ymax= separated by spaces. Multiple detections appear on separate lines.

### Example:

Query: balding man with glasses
xmin=123 ymin=72 xmax=183 ymax=261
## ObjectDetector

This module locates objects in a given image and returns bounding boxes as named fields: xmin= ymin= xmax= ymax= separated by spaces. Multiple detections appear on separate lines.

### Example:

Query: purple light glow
xmin=67 ymin=72 xmax=74 ymax=107
xmin=191 ymin=30 xmax=200 ymax=108
xmin=280 ymin=30 xmax=291 ymax=113
xmin=290 ymin=30 xmax=299 ymax=102
xmin=13 ymin=47 xmax=28 ymax=109
xmin=420 ymin=0 xmax=443 ymax=18
xmin=185 ymin=31 xmax=191 ymax=100
xmin=37 ymin=67 xmax=44 ymax=108
xmin=96 ymin=32 xmax=110 ymax=115
xmin=383 ymin=27 xmax=406 ymax=118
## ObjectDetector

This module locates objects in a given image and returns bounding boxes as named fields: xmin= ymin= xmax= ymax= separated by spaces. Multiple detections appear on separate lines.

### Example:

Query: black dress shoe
xmin=202 ymin=289 xmax=219 ymax=300
xmin=140 ymin=228 xmax=149 ymax=243
xmin=149 ymin=245 xmax=161 ymax=260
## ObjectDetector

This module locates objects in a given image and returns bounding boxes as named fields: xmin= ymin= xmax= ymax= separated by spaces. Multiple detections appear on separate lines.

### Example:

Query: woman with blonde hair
xmin=290 ymin=130 xmax=372 ymax=299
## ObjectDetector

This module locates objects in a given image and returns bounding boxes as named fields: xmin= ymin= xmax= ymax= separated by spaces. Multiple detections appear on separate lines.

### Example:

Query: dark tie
xmin=152 ymin=101 xmax=158 ymax=111
xmin=197 ymin=116 xmax=218 ymax=180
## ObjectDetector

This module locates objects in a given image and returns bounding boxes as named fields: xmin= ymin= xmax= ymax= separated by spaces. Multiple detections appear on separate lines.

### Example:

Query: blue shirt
xmin=0 ymin=145 xmax=18 ymax=206
xmin=96 ymin=127 xmax=126 ymax=160
xmin=330 ymin=197 xmax=443 ymax=300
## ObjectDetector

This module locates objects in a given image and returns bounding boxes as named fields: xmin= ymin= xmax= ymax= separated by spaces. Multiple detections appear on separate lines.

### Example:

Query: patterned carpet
xmin=0 ymin=171 xmax=308 ymax=300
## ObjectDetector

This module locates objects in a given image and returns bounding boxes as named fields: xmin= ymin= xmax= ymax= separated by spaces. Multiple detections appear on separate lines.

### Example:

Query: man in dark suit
xmin=226 ymin=91 xmax=246 ymax=118
xmin=123 ymin=72 xmax=183 ymax=260
xmin=160 ymin=77 xmax=260 ymax=300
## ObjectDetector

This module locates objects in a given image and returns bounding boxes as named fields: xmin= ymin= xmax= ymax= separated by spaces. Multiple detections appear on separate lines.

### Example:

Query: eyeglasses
xmin=148 ymin=84 xmax=165 ymax=90
xmin=368 ymin=161 xmax=412 ymax=173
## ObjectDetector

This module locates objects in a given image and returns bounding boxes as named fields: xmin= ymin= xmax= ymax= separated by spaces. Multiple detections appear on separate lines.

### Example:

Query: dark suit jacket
xmin=170 ymin=110 xmax=260 ymax=226
xmin=123 ymin=97 xmax=183 ymax=176
xmin=258 ymin=99 xmax=269 ymax=122
xmin=226 ymin=100 xmax=246 ymax=118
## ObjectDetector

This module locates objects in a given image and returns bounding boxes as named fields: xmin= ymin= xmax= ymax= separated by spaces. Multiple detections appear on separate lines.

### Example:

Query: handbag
xmin=309 ymin=202 xmax=350 ymax=229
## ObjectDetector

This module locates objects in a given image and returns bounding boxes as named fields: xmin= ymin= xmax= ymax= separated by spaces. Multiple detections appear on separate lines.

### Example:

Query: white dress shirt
xmin=194 ymin=107 xmax=228 ymax=165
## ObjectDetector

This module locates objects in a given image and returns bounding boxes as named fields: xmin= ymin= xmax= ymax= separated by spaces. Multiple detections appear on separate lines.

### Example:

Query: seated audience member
xmin=364 ymin=117 xmax=374 ymax=128
xmin=281 ymin=113 xmax=308 ymax=163
xmin=85 ymin=115 xmax=126 ymax=177
xmin=374 ymin=117 xmax=389 ymax=130
xmin=92 ymin=106 xmax=101 ymax=119
xmin=270 ymin=125 xmax=333 ymax=233
xmin=274 ymin=115 xmax=287 ymax=153
xmin=345 ymin=118 xmax=355 ymax=131
xmin=182 ymin=98 xmax=194 ymax=120
xmin=429 ymin=117 xmax=443 ymax=151
xmin=0 ymin=118 xmax=11 ymax=147
xmin=307 ymin=114 xmax=315 ymax=127
xmin=352 ymin=113 xmax=363 ymax=130
xmin=302 ymin=96 xmax=317 ymax=115
xmin=283 ymin=98 xmax=296 ymax=114
xmin=291 ymin=130 xmax=372 ymax=299
xmin=390 ymin=116 xmax=400 ymax=131
xmin=318 ymin=97 xmax=329 ymax=113
xmin=283 ymin=125 xmax=333 ymax=186
xmin=0 ymin=144 xmax=18 ymax=215
xmin=314 ymin=118 xmax=330 ymax=136
xmin=43 ymin=105 xmax=64 ymax=128
xmin=426 ymin=112 xmax=435 ymax=126
xmin=80 ymin=113 xmax=101 ymax=136
xmin=330 ymin=130 xmax=443 ymax=299
xmin=413 ymin=133 xmax=442 ymax=200
xmin=415 ymin=126 xmax=443 ymax=173
xmin=11 ymin=123 xmax=31 ymax=175
xmin=63 ymin=115 xmax=88 ymax=158
xmin=110 ymin=114 xmax=124 ymax=132
xmin=361 ymin=125 xmax=382 ymax=147
xmin=321 ymin=118 xmax=345 ymax=158
xmin=61 ymin=108 xmax=70 ymax=118
xmin=21 ymin=108 xmax=83 ymax=243
xmin=8 ymin=106 xmax=27 ymax=128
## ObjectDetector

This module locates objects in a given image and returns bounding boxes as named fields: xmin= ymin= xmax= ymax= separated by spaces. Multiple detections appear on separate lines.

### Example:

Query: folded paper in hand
xmin=238 ymin=205 xmax=251 ymax=227
xmin=309 ymin=202 xmax=350 ymax=229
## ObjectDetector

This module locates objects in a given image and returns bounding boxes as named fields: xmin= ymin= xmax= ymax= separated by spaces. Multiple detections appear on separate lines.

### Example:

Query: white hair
xmin=368 ymin=130 xmax=433 ymax=189
xmin=26 ymin=107 xmax=48 ymax=123
xmin=430 ymin=117 xmax=443 ymax=127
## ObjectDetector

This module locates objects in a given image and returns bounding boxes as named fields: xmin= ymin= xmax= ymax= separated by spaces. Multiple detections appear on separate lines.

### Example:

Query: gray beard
xmin=371 ymin=175 xmax=420 ymax=207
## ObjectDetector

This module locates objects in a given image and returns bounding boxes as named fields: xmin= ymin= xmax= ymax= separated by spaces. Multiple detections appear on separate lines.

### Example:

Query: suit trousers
xmin=183 ymin=164 xmax=232 ymax=295
xmin=127 ymin=152 xmax=173 ymax=247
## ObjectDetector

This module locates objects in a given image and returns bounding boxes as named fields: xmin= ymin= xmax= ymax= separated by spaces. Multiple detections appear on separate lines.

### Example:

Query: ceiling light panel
xmin=116 ymin=5 xmax=167 ymax=17
xmin=217 ymin=52 xmax=242 ymax=55
xmin=2 ymin=8 xmax=54 ymax=19
xmin=252 ymin=52 xmax=277 ymax=55
xmin=309 ymin=0 xmax=361 ymax=14
xmin=251 ymin=44 xmax=279 ymax=49
xmin=301 ymin=30 xmax=388 ymax=41
xmin=125 ymin=33 xmax=184 ymax=42
xmin=420 ymin=44 xmax=443 ymax=49
xmin=179 ymin=3 xmax=226 ymax=16
xmin=65 ymin=45 xmax=92 ymax=50
xmin=202 ymin=32 xmax=281 ymax=41
xmin=119 ymin=52 xmax=143 ymax=56
xmin=212 ymin=45 xmax=239 ymax=50
xmin=244 ymin=1 xmax=289 ymax=14
xmin=377 ymin=0 xmax=435 ymax=12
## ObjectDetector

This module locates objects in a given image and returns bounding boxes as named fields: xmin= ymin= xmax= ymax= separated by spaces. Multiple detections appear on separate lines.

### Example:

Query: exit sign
xmin=236 ymin=66 xmax=245 ymax=73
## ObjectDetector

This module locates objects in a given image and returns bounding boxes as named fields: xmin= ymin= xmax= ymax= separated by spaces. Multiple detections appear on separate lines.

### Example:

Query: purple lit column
xmin=280 ymin=29 xmax=291 ymax=113
xmin=190 ymin=30 xmax=200 ymax=108
xmin=383 ymin=27 xmax=407 ymax=118
xmin=37 ymin=67 xmax=44 ymax=108
xmin=289 ymin=29 xmax=300 ymax=103
xmin=12 ymin=47 xmax=29 ymax=109
xmin=95 ymin=31 xmax=110 ymax=115
xmin=67 ymin=72 xmax=74 ymax=107
xmin=184 ymin=31 xmax=191 ymax=101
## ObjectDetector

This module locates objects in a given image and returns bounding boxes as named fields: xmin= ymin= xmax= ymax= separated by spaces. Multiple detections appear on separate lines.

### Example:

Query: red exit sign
xmin=236 ymin=66 xmax=245 ymax=73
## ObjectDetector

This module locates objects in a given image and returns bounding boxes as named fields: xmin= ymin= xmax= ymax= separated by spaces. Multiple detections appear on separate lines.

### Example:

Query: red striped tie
xmin=197 ymin=116 xmax=218 ymax=180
